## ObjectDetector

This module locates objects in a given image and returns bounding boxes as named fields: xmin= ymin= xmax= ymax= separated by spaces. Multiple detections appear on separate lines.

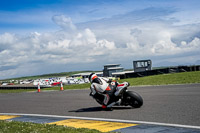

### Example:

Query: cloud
xmin=0 ymin=33 xmax=17 ymax=50
xmin=0 ymin=15 xmax=118 ymax=79
xmin=52 ymin=15 xmax=77 ymax=31
xmin=1 ymin=7 xmax=200 ymax=79
xmin=0 ymin=65 xmax=17 ymax=71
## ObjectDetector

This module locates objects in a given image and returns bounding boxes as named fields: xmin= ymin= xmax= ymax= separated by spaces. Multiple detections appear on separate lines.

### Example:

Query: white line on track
xmin=1 ymin=113 xmax=200 ymax=130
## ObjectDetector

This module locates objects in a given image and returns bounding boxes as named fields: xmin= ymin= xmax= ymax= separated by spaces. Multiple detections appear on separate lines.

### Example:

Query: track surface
xmin=0 ymin=84 xmax=200 ymax=127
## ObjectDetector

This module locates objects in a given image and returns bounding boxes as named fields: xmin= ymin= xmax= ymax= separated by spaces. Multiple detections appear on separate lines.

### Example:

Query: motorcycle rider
xmin=89 ymin=73 xmax=129 ymax=110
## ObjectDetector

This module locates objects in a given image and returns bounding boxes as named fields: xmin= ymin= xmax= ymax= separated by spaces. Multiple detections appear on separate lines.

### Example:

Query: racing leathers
xmin=89 ymin=76 xmax=129 ymax=108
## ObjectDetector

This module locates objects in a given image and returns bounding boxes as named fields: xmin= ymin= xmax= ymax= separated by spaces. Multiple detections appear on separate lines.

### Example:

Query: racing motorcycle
xmin=91 ymin=82 xmax=143 ymax=109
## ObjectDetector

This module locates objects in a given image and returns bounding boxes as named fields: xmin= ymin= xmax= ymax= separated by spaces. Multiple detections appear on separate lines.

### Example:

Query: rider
xmin=88 ymin=73 xmax=129 ymax=109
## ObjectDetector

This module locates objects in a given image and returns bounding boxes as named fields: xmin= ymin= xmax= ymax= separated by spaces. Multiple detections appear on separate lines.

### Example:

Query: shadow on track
xmin=69 ymin=106 xmax=133 ymax=112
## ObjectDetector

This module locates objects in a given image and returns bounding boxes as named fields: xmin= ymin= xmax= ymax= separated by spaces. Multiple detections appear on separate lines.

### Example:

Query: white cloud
xmin=0 ymin=15 xmax=119 ymax=79
xmin=1 ymin=7 xmax=200 ymax=79
xmin=0 ymin=33 xmax=16 ymax=44
xmin=52 ymin=15 xmax=77 ymax=31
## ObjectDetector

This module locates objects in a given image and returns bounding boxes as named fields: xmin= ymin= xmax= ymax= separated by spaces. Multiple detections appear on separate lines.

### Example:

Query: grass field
xmin=0 ymin=83 xmax=91 ymax=93
xmin=0 ymin=71 xmax=200 ymax=93
xmin=119 ymin=71 xmax=200 ymax=86
xmin=0 ymin=120 xmax=106 ymax=133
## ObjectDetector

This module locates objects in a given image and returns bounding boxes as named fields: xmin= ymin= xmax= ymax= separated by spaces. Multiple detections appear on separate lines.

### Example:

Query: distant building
xmin=133 ymin=59 xmax=152 ymax=72
xmin=103 ymin=64 xmax=124 ymax=77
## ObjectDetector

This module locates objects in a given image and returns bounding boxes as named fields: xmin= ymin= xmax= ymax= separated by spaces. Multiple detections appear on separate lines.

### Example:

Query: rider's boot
xmin=114 ymin=82 xmax=130 ymax=96
xmin=102 ymin=105 xmax=107 ymax=109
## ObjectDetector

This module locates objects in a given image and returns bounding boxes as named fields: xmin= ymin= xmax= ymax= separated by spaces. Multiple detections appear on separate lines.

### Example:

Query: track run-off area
xmin=0 ymin=84 xmax=200 ymax=132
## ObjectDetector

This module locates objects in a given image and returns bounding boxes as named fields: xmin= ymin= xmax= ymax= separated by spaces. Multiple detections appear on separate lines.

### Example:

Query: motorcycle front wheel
xmin=126 ymin=91 xmax=143 ymax=108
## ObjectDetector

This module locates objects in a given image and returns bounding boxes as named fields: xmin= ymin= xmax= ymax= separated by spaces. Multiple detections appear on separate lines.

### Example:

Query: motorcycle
xmin=90 ymin=82 xmax=143 ymax=109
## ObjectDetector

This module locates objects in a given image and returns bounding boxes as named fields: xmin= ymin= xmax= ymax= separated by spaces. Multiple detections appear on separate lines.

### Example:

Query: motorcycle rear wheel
xmin=126 ymin=91 xmax=143 ymax=108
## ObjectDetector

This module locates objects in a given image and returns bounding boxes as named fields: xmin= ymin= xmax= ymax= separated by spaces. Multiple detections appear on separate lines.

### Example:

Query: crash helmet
xmin=88 ymin=73 xmax=102 ymax=84
xmin=89 ymin=73 xmax=97 ymax=82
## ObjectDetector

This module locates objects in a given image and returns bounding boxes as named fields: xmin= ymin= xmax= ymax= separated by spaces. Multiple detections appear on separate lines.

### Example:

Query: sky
xmin=0 ymin=0 xmax=200 ymax=79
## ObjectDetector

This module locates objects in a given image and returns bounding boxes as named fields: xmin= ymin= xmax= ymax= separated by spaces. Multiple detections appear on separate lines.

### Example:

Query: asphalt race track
xmin=0 ymin=84 xmax=200 ymax=127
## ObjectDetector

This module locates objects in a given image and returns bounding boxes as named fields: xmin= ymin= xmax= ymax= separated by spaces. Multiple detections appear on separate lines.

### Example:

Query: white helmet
xmin=88 ymin=73 xmax=102 ymax=84
xmin=89 ymin=73 xmax=97 ymax=82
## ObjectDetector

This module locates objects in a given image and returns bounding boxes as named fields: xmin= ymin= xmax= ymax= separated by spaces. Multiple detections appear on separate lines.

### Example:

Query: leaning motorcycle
xmin=91 ymin=84 xmax=143 ymax=109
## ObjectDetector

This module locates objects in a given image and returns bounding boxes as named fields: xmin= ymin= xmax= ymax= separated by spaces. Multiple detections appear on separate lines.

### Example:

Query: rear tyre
xmin=126 ymin=91 xmax=143 ymax=108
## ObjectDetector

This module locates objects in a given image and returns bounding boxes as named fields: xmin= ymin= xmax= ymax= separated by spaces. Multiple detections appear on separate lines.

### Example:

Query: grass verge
xmin=0 ymin=89 xmax=36 ymax=93
xmin=0 ymin=120 xmax=109 ymax=133
xmin=119 ymin=71 xmax=200 ymax=86
xmin=0 ymin=83 xmax=90 ymax=93
xmin=0 ymin=71 xmax=200 ymax=93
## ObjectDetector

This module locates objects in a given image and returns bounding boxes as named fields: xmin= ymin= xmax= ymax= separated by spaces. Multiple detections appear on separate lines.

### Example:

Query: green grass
xmin=0 ymin=83 xmax=90 ymax=93
xmin=0 ymin=120 xmax=107 ymax=133
xmin=1 ymin=71 xmax=200 ymax=93
xmin=0 ymin=89 xmax=36 ymax=93
xmin=119 ymin=71 xmax=200 ymax=86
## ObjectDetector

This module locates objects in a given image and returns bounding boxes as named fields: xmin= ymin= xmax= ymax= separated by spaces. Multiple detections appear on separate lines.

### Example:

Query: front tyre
xmin=126 ymin=91 xmax=143 ymax=108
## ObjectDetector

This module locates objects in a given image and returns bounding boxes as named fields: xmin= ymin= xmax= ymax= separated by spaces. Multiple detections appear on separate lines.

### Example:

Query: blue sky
xmin=0 ymin=0 xmax=200 ymax=79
